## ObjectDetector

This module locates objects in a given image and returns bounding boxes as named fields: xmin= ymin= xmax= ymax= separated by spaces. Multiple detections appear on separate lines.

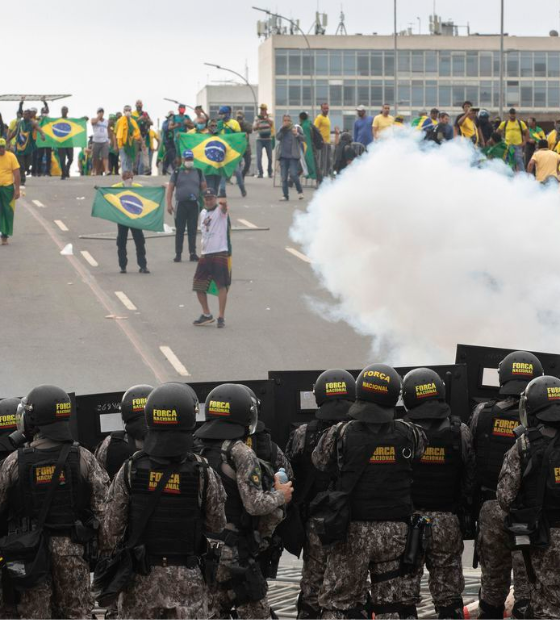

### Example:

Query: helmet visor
xmin=519 ymin=392 xmax=529 ymax=428
xmin=16 ymin=398 xmax=30 ymax=433
xmin=248 ymin=401 xmax=258 ymax=435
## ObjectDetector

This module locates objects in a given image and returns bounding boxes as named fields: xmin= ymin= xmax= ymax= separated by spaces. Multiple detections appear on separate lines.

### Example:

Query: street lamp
xmin=499 ymin=0 xmax=505 ymax=118
xmin=203 ymin=63 xmax=259 ymax=121
xmin=394 ymin=0 xmax=398 ymax=114
xmin=253 ymin=6 xmax=316 ymax=118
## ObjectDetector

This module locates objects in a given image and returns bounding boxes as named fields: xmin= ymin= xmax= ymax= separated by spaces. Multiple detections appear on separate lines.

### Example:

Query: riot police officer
xmin=286 ymin=368 xmax=356 ymax=619
xmin=100 ymin=382 xmax=227 ymax=618
xmin=498 ymin=375 xmax=560 ymax=619
xmin=470 ymin=351 xmax=543 ymax=619
xmin=95 ymin=384 xmax=153 ymax=479
xmin=0 ymin=384 xmax=109 ymax=618
xmin=194 ymin=383 xmax=293 ymax=619
xmin=312 ymin=364 xmax=426 ymax=619
xmin=401 ymin=368 xmax=475 ymax=619
xmin=0 ymin=398 xmax=20 ymax=460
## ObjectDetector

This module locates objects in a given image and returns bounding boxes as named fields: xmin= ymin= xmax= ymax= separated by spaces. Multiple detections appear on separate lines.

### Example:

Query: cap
xmin=0 ymin=139 xmax=6 ymax=147
xmin=97 ymin=107 xmax=104 ymax=113
xmin=178 ymin=103 xmax=186 ymax=109
xmin=167 ymin=110 xmax=174 ymax=117
xmin=203 ymin=187 xmax=216 ymax=197
xmin=260 ymin=103 xmax=268 ymax=109
xmin=219 ymin=105 xmax=231 ymax=114
xmin=356 ymin=105 xmax=366 ymax=112
xmin=182 ymin=149 xmax=194 ymax=160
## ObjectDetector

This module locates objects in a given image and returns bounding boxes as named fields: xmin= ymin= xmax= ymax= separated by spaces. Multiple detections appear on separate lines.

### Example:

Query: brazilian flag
xmin=37 ymin=117 xmax=87 ymax=148
xmin=91 ymin=187 xmax=165 ymax=232
xmin=178 ymin=133 xmax=246 ymax=178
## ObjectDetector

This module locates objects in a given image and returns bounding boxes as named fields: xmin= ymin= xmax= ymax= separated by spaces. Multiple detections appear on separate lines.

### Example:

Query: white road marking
xmin=54 ymin=219 xmax=69 ymax=232
xmin=115 ymin=291 xmax=137 ymax=311
xmin=237 ymin=218 xmax=258 ymax=229
xmin=80 ymin=251 xmax=98 ymax=267
xmin=32 ymin=199 xmax=45 ymax=208
xmin=285 ymin=246 xmax=312 ymax=264
xmin=159 ymin=346 xmax=190 ymax=376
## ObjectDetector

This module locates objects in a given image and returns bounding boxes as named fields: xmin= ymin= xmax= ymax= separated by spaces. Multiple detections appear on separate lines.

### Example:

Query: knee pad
xmin=478 ymin=599 xmax=505 ymax=620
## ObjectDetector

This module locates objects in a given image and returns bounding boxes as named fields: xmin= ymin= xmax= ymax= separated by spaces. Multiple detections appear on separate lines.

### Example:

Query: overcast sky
xmin=2 ymin=0 xmax=559 ymax=126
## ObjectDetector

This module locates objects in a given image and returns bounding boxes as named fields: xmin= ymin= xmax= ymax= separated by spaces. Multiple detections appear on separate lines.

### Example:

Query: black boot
xmin=478 ymin=599 xmax=505 ymax=620
xmin=296 ymin=593 xmax=321 ymax=619
xmin=436 ymin=599 xmax=464 ymax=619
xmin=512 ymin=598 xmax=530 ymax=619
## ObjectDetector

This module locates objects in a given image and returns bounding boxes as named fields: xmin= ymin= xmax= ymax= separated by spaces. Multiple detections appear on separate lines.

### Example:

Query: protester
xmin=333 ymin=128 xmax=361 ymax=174
xmin=455 ymin=101 xmax=482 ymax=145
xmin=498 ymin=108 xmax=528 ymax=172
xmin=353 ymin=105 xmax=373 ymax=148
xmin=314 ymin=103 xmax=332 ymax=179
xmin=132 ymin=99 xmax=152 ymax=127
xmin=482 ymin=131 xmax=515 ymax=169
xmin=412 ymin=110 xmax=428 ymax=128
xmin=527 ymin=139 xmax=560 ymax=183
xmin=547 ymin=119 xmax=560 ymax=154
xmin=9 ymin=107 xmax=44 ymax=186
xmin=253 ymin=103 xmax=275 ymax=178
xmin=147 ymin=126 xmax=159 ymax=175
xmin=420 ymin=108 xmax=439 ymax=132
xmin=217 ymin=106 xmax=246 ymax=198
xmin=425 ymin=112 xmax=454 ymax=144
xmin=299 ymin=111 xmax=322 ymax=183
xmin=169 ymin=104 xmax=191 ymax=153
xmin=112 ymin=171 xmax=149 ymax=274
xmin=161 ymin=111 xmax=176 ymax=175
xmin=192 ymin=188 xmax=230 ymax=329
xmin=188 ymin=115 xmax=209 ymax=135
xmin=0 ymin=139 xmax=21 ymax=245
xmin=236 ymin=110 xmax=253 ymax=178
xmin=204 ymin=119 xmax=222 ymax=196
xmin=55 ymin=106 xmax=74 ymax=180
xmin=33 ymin=100 xmax=50 ymax=177
xmin=91 ymin=108 xmax=110 ymax=175
xmin=107 ymin=115 xmax=119 ymax=175
xmin=135 ymin=113 xmax=151 ymax=175
xmin=115 ymin=105 xmax=141 ymax=174
xmin=526 ymin=117 xmax=546 ymax=168
xmin=477 ymin=109 xmax=493 ymax=146
xmin=78 ymin=145 xmax=92 ymax=176
xmin=277 ymin=115 xmax=304 ymax=201
xmin=373 ymin=104 xmax=395 ymax=140
xmin=167 ymin=149 xmax=206 ymax=263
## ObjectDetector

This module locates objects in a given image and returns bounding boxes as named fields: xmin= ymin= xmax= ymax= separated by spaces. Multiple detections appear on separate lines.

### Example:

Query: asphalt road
xmin=1 ymin=173 xmax=372 ymax=398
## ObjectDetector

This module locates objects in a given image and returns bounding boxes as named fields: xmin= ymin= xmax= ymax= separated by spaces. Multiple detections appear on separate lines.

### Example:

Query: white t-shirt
xmin=92 ymin=119 xmax=109 ymax=143
xmin=199 ymin=207 xmax=229 ymax=255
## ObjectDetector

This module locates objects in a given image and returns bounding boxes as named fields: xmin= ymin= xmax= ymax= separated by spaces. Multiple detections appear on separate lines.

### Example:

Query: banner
xmin=178 ymin=133 xmax=246 ymax=178
xmin=91 ymin=187 xmax=165 ymax=232
xmin=37 ymin=117 xmax=87 ymax=148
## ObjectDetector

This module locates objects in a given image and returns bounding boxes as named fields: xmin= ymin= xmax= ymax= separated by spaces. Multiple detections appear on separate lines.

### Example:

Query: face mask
xmin=184 ymin=161 xmax=194 ymax=169
xmin=196 ymin=123 xmax=206 ymax=131
xmin=125 ymin=111 xmax=131 ymax=117
xmin=209 ymin=127 xmax=217 ymax=134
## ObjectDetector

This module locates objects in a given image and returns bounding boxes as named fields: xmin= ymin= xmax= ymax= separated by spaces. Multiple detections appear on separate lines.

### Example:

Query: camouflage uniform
xmin=469 ymin=403 xmax=530 ymax=611
xmin=100 ymin=455 xmax=227 ymax=619
xmin=401 ymin=423 xmax=475 ymax=616
xmin=0 ymin=436 xmax=109 ymax=619
xmin=313 ymin=421 xmax=427 ymax=619
xmin=206 ymin=440 xmax=287 ymax=620
xmin=94 ymin=434 xmax=112 ymax=469
xmin=498 ymin=435 xmax=560 ymax=619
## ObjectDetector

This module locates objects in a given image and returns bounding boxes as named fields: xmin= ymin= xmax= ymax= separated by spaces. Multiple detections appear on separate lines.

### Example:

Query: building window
xmin=506 ymin=81 xmax=519 ymax=107
xmin=371 ymin=52 xmax=383 ymax=76
xmin=344 ymin=81 xmax=356 ymax=107
xmin=316 ymin=53 xmax=328 ymax=76
xmin=384 ymin=51 xmax=395 ymax=77
xmin=357 ymin=84 xmax=370 ymax=106
xmin=439 ymin=84 xmax=451 ymax=107
xmin=466 ymin=52 xmax=478 ymax=77
xmin=398 ymin=51 xmax=411 ymax=73
xmin=534 ymin=53 xmax=546 ymax=77
xmin=372 ymin=81 xmax=383 ymax=106
xmin=549 ymin=83 xmax=560 ymax=108
xmin=534 ymin=81 xmax=546 ymax=106
xmin=425 ymin=51 xmax=437 ymax=74
xmin=357 ymin=52 xmax=370 ymax=76
xmin=344 ymin=51 xmax=356 ymax=75
xmin=452 ymin=85 xmax=466 ymax=107
xmin=466 ymin=84 xmax=479 ymax=104
xmin=316 ymin=81 xmax=328 ymax=106
xmin=302 ymin=51 xmax=314 ymax=75
xmin=506 ymin=52 xmax=519 ymax=78
xmin=289 ymin=81 xmax=302 ymax=107
xmin=275 ymin=50 xmax=287 ymax=76
xmin=302 ymin=80 xmax=312 ymax=107
xmin=493 ymin=52 xmax=501 ymax=76
xmin=439 ymin=52 xmax=451 ymax=77
xmin=412 ymin=51 xmax=424 ymax=73
xmin=521 ymin=84 xmax=533 ymax=107
xmin=425 ymin=81 xmax=437 ymax=107
xmin=452 ymin=54 xmax=465 ymax=77
xmin=480 ymin=53 xmax=492 ymax=77
xmin=493 ymin=80 xmax=501 ymax=108
xmin=288 ymin=50 xmax=301 ymax=76
xmin=548 ymin=52 xmax=560 ymax=78
xmin=480 ymin=81 xmax=492 ymax=105
xmin=276 ymin=80 xmax=288 ymax=106
xmin=520 ymin=52 xmax=533 ymax=78
xmin=385 ymin=85 xmax=395 ymax=107
xmin=330 ymin=51 xmax=342 ymax=76
xmin=398 ymin=81 xmax=411 ymax=106
xmin=412 ymin=81 xmax=424 ymax=106
xmin=329 ymin=84 xmax=342 ymax=106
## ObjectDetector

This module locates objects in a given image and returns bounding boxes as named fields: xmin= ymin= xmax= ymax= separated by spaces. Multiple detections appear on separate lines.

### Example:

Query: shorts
xmin=92 ymin=141 xmax=109 ymax=160
xmin=193 ymin=251 xmax=231 ymax=292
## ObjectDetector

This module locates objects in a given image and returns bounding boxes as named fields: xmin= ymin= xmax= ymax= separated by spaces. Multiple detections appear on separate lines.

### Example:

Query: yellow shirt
xmin=314 ymin=114 xmax=331 ymax=143
xmin=547 ymin=130 xmax=560 ymax=153
xmin=498 ymin=119 xmax=527 ymax=146
xmin=115 ymin=116 xmax=141 ymax=149
xmin=530 ymin=150 xmax=560 ymax=183
xmin=148 ymin=129 xmax=159 ymax=150
xmin=459 ymin=116 xmax=477 ymax=142
xmin=112 ymin=181 xmax=142 ymax=187
xmin=220 ymin=119 xmax=241 ymax=134
xmin=0 ymin=151 xmax=20 ymax=186
xmin=373 ymin=114 xmax=395 ymax=136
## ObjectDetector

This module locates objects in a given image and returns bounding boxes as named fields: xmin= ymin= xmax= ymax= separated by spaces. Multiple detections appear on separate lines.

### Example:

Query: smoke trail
xmin=291 ymin=132 xmax=560 ymax=364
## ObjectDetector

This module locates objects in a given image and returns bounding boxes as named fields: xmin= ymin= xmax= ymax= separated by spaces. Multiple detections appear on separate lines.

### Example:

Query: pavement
xmin=1 ymin=173 xmax=372 ymax=398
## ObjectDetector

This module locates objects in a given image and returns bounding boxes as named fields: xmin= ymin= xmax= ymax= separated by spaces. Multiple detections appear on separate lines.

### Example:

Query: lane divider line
xmin=54 ymin=219 xmax=69 ymax=232
xmin=32 ymin=199 xmax=45 ymax=208
xmin=237 ymin=218 xmax=258 ymax=229
xmin=115 ymin=291 xmax=137 ymax=311
xmin=159 ymin=346 xmax=190 ymax=376
xmin=81 ymin=251 xmax=98 ymax=267
xmin=285 ymin=246 xmax=312 ymax=264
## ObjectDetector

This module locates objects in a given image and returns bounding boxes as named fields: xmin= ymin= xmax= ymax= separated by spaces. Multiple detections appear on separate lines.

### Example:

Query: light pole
xmin=394 ymin=0 xmax=398 ymax=114
xmin=203 ymin=63 xmax=259 ymax=121
xmin=253 ymin=6 xmax=315 ymax=118
xmin=499 ymin=0 xmax=505 ymax=118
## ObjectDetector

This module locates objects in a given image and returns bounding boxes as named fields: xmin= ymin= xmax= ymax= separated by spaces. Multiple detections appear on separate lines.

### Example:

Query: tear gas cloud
xmin=291 ymin=133 xmax=560 ymax=365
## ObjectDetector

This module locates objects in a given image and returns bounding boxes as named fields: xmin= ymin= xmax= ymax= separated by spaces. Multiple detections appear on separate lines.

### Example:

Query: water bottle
xmin=275 ymin=467 xmax=289 ymax=484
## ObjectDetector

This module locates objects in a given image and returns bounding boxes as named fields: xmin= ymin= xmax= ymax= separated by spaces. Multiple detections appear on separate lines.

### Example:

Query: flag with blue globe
xmin=178 ymin=133 xmax=247 ymax=177
xmin=37 ymin=117 xmax=88 ymax=148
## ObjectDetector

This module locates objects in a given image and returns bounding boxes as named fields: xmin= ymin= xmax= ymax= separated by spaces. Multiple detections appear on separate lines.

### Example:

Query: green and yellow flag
xmin=91 ymin=186 xmax=165 ymax=232
xmin=178 ymin=133 xmax=247 ymax=178
xmin=37 ymin=117 xmax=87 ymax=148
xmin=0 ymin=186 xmax=16 ymax=237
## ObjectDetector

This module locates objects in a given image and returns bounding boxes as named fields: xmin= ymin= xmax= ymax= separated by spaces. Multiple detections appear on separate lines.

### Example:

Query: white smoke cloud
xmin=291 ymin=132 xmax=560 ymax=365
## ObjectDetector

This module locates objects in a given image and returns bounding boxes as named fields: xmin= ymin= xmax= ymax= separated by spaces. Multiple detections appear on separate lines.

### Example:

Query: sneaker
xmin=120 ymin=268 xmax=126 ymax=274
xmin=190 ymin=253 xmax=199 ymax=262
xmin=139 ymin=267 xmax=150 ymax=274
xmin=298 ymin=193 xmax=304 ymax=200
xmin=241 ymin=188 xmax=247 ymax=198
xmin=217 ymin=317 xmax=225 ymax=328
xmin=173 ymin=255 xmax=182 ymax=263
xmin=257 ymin=174 xmax=263 ymax=179
xmin=280 ymin=196 xmax=289 ymax=201
xmin=1 ymin=238 xmax=8 ymax=245
xmin=193 ymin=314 xmax=215 ymax=326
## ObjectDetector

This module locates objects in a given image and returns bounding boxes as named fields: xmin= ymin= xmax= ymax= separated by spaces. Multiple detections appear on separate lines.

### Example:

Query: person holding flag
xmin=8 ymin=108 xmax=44 ymax=186
xmin=0 ymin=138 xmax=21 ymax=245
xmin=192 ymin=188 xmax=231 ymax=329
xmin=217 ymin=106 xmax=247 ymax=198
xmin=115 ymin=105 xmax=141 ymax=173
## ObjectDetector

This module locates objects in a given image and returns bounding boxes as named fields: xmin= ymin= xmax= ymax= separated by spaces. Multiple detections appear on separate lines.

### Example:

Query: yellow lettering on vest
xmin=492 ymin=418 xmax=516 ymax=437
xmin=420 ymin=446 xmax=446 ymax=463
xmin=148 ymin=471 xmax=181 ymax=494
xmin=369 ymin=446 xmax=396 ymax=463
xmin=34 ymin=465 xmax=66 ymax=485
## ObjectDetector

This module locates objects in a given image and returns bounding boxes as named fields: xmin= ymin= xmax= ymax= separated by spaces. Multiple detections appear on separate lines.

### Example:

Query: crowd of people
xmin=0 ymin=350 xmax=558 ymax=619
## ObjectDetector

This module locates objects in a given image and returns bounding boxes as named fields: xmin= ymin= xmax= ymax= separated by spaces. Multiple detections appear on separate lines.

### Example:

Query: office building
xmin=196 ymin=84 xmax=258 ymax=123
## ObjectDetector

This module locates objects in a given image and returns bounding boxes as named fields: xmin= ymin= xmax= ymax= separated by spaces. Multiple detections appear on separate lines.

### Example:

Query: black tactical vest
xmin=410 ymin=417 xmax=462 ymax=512
xmin=105 ymin=432 xmax=136 ymax=480
xmin=475 ymin=400 xmax=520 ymax=492
xmin=128 ymin=452 xmax=205 ymax=558
xmin=245 ymin=431 xmax=277 ymax=466
xmin=517 ymin=429 xmax=560 ymax=525
xmin=342 ymin=420 xmax=414 ymax=521
xmin=11 ymin=443 xmax=88 ymax=532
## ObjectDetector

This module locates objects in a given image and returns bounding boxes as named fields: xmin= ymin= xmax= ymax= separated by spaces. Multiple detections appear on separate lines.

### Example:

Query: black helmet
xmin=520 ymin=375 xmax=560 ymax=427
xmin=121 ymin=384 xmax=153 ymax=440
xmin=402 ymin=368 xmax=445 ymax=410
xmin=313 ymin=369 xmax=356 ymax=406
xmin=0 ymin=398 xmax=20 ymax=436
xmin=348 ymin=364 xmax=402 ymax=423
xmin=195 ymin=384 xmax=257 ymax=440
xmin=22 ymin=385 xmax=72 ymax=441
xmin=143 ymin=383 xmax=198 ymax=458
xmin=499 ymin=351 xmax=543 ymax=396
